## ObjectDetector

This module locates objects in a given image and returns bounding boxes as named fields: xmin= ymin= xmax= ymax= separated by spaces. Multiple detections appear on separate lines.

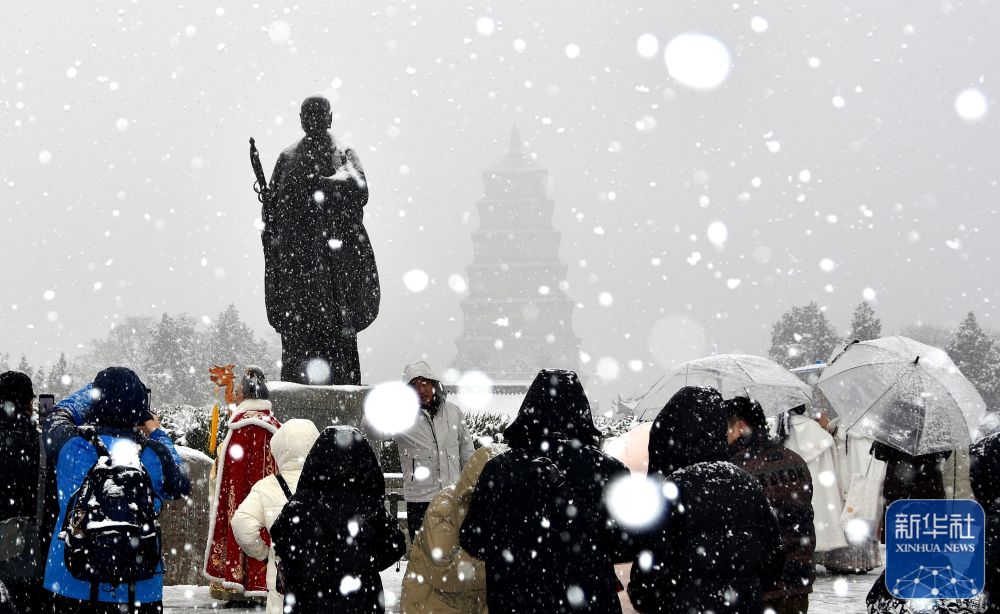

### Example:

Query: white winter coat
xmin=834 ymin=430 xmax=886 ymax=504
xmin=783 ymin=414 xmax=850 ymax=552
xmin=231 ymin=419 xmax=320 ymax=614
xmin=364 ymin=399 xmax=475 ymax=503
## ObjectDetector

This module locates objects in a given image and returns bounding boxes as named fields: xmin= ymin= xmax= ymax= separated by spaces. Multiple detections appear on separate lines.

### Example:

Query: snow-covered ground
xmin=163 ymin=563 xmax=876 ymax=613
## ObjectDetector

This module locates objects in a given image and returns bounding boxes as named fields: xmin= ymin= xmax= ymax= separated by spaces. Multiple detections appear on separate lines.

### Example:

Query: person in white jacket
xmin=820 ymin=426 xmax=886 ymax=573
xmin=362 ymin=361 xmax=474 ymax=541
xmin=231 ymin=419 xmax=320 ymax=614
xmin=779 ymin=405 xmax=850 ymax=553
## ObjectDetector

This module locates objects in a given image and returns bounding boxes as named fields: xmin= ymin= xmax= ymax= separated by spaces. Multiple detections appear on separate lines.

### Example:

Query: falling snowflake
xmin=663 ymin=33 xmax=731 ymax=90
xmin=364 ymin=381 xmax=418 ymax=435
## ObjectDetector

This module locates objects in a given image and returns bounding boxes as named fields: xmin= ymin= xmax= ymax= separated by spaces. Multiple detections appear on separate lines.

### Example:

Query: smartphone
xmin=38 ymin=394 xmax=55 ymax=417
xmin=144 ymin=386 xmax=152 ymax=410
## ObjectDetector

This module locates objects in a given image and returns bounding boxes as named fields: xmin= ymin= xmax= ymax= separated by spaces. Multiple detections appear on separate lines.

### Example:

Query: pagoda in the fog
xmin=450 ymin=128 xmax=581 ymax=383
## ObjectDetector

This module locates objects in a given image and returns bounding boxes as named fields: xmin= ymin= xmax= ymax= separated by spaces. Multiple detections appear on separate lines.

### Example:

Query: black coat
xmin=0 ymin=417 xmax=41 ymax=521
xmin=729 ymin=436 xmax=816 ymax=600
xmin=262 ymin=132 xmax=379 ymax=337
xmin=629 ymin=387 xmax=784 ymax=614
xmin=271 ymin=426 xmax=405 ymax=614
xmin=0 ymin=417 xmax=45 ymax=580
xmin=0 ymin=580 xmax=16 ymax=614
xmin=459 ymin=369 xmax=634 ymax=614
xmin=871 ymin=442 xmax=950 ymax=543
xmin=970 ymin=432 xmax=1000 ymax=614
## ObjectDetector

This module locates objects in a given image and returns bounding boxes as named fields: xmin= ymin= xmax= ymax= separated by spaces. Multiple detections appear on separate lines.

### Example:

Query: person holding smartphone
xmin=0 ymin=370 xmax=46 ymax=613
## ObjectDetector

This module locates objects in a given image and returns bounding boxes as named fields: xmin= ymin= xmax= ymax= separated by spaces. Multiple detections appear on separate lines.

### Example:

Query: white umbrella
xmin=817 ymin=336 xmax=987 ymax=456
xmin=635 ymin=354 xmax=813 ymax=420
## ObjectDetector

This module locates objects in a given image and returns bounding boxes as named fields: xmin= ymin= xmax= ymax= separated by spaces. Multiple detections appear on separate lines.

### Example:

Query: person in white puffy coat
xmin=779 ymin=406 xmax=850 ymax=553
xmin=231 ymin=419 xmax=320 ymax=614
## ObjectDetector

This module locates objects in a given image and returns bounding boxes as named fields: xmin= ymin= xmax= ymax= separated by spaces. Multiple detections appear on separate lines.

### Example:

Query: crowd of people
xmin=0 ymin=367 xmax=190 ymax=613
xmin=1 ymin=362 xmax=998 ymax=614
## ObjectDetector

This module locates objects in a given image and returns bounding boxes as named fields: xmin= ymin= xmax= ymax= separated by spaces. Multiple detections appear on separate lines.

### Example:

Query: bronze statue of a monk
xmin=260 ymin=96 xmax=379 ymax=385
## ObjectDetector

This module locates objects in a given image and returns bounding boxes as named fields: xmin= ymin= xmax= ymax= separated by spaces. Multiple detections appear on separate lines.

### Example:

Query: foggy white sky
xmin=2 ymin=1 xmax=997 ymax=403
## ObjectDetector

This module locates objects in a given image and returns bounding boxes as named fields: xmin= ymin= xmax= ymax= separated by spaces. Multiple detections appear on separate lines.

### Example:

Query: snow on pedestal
xmin=267 ymin=381 xmax=370 ymax=428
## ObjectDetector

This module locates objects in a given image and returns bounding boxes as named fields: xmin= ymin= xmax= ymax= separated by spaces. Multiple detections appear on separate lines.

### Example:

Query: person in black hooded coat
xmin=0 ymin=371 xmax=44 ymax=613
xmin=970 ymin=432 xmax=999 ymax=614
xmin=628 ymin=386 xmax=784 ymax=614
xmin=270 ymin=426 xmax=405 ymax=614
xmin=459 ymin=369 xmax=635 ymax=614
xmin=864 ymin=438 xmax=986 ymax=614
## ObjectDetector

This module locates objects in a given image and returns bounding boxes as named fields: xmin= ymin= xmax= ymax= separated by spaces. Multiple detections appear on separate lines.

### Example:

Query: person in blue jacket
xmin=42 ymin=367 xmax=190 ymax=613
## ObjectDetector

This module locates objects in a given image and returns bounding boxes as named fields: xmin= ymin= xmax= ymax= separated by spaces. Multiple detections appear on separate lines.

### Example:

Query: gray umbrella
xmin=817 ymin=336 xmax=986 ymax=456
xmin=635 ymin=354 xmax=813 ymax=420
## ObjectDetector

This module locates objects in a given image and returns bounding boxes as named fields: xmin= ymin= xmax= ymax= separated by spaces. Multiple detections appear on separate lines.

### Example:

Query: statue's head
xmin=300 ymin=96 xmax=332 ymax=136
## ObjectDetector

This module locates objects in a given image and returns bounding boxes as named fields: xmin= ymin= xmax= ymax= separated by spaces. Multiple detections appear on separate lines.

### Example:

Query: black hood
xmin=971 ymin=432 xmax=1000 ymax=505
xmin=503 ymin=369 xmax=601 ymax=448
xmin=648 ymin=386 xmax=729 ymax=478
xmin=297 ymin=425 xmax=384 ymax=496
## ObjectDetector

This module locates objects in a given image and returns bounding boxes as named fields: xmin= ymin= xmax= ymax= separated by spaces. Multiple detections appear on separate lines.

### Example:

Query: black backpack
xmin=59 ymin=427 xmax=161 ymax=606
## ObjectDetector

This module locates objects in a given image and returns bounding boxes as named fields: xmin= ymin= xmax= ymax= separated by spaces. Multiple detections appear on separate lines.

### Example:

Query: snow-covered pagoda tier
xmin=451 ymin=128 xmax=581 ymax=382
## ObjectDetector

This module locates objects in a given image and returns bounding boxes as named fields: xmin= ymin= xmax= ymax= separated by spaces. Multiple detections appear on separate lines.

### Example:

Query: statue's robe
xmin=262 ymin=132 xmax=379 ymax=384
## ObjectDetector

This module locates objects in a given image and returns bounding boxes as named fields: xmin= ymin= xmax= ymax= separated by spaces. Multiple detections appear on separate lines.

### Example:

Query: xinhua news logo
xmin=885 ymin=499 xmax=986 ymax=600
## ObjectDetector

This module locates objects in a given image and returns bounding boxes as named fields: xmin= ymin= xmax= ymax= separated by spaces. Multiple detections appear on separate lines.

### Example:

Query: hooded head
xmin=455 ymin=443 xmax=509 ymax=498
xmin=648 ymin=386 xmax=728 ymax=478
xmin=270 ymin=419 xmax=321 ymax=474
xmin=91 ymin=367 xmax=149 ymax=427
xmin=971 ymin=432 xmax=1000 ymax=505
xmin=0 ymin=370 xmax=34 ymax=426
xmin=403 ymin=361 xmax=447 ymax=413
xmin=502 ymin=369 xmax=602 ymax=448
xmin=297 ymin=425 xmax=384 ymax=496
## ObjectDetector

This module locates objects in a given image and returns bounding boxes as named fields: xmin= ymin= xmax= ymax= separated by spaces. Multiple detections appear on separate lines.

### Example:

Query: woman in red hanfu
xmin=203 ymin=366 xmax=282 ymax=600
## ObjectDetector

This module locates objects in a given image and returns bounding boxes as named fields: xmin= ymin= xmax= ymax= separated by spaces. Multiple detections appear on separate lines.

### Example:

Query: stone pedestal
xmin=161 ymin=445 xmax=213 ymax=586
xmin=267 ymin=381 xmax=370 ymax=428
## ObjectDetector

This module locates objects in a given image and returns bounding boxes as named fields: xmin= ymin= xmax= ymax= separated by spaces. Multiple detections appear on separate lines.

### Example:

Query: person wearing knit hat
xmin=41 ymin=367 xmax=190 ymax=613
xmin=362 ymin=361 xmax=474 ymax=542
xmin=90 ymin=366 xmax=150 ymax=427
